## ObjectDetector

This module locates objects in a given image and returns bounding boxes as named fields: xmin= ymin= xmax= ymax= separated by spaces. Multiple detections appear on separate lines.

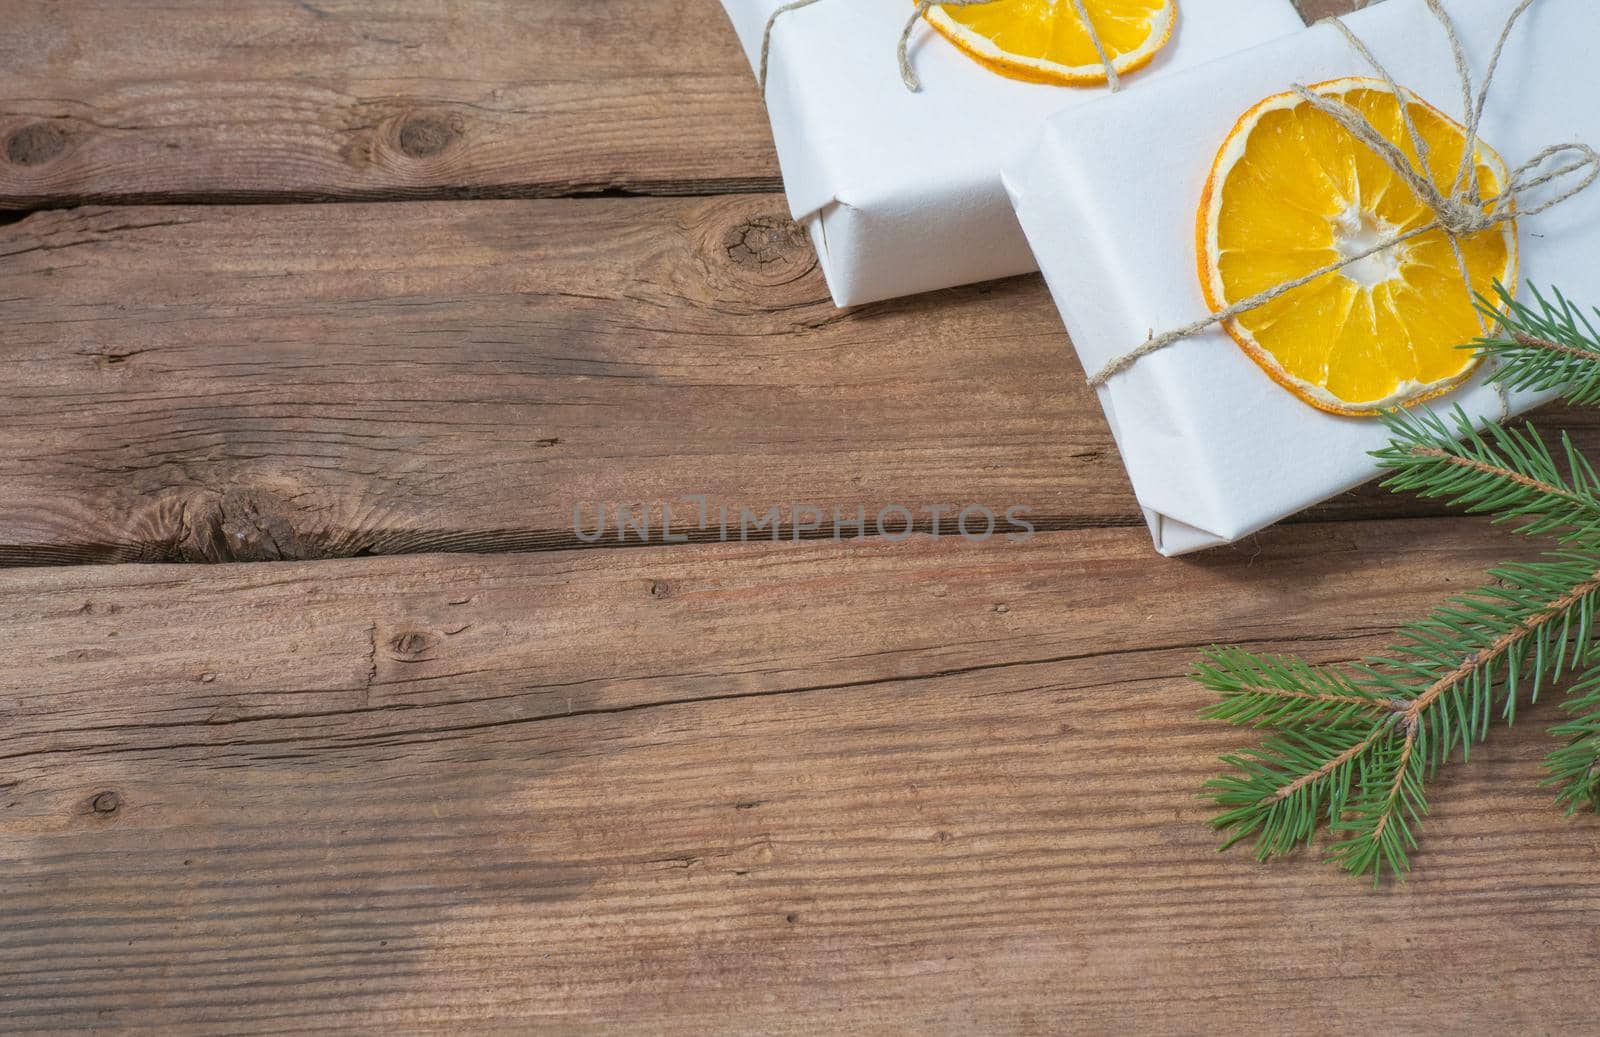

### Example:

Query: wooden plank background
xmin=4 ymin=0 xmax=1599 ymax=1031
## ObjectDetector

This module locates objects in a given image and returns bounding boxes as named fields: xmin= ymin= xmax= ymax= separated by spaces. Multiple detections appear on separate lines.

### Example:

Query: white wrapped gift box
xmin=1002 ymin=0 xmax=1600 ymax=556
xmin=720 ymin=0 xmax=1305 ymax=307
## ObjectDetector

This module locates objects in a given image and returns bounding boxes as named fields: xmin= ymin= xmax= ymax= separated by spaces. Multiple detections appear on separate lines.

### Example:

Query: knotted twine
xmin=1085 ymin=0 xmax=1600 ymax=420
xmin=758 ymin=0 xmax=1123 ymax=95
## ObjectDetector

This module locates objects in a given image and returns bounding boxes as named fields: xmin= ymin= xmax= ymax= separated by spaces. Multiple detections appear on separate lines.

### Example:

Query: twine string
xmin=759 ymin=0 xmax=825 ymax=94
xmin=1086 ymin=0 xmax=1599 ymax=407
xmin=1067 ymin=0 xmax=1121 ymax=94
xmin=1308 ymin=7 xmax=1492 ymax=405
xmin=758 ymin=0 xmax=1122 ymax=96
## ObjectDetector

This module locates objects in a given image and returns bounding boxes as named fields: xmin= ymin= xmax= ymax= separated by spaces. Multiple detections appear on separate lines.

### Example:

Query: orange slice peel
xmin=922 ymin=0 xmax=1177 ymax=87
xmin=1197 ymin=76 xmax=1518 ymax=416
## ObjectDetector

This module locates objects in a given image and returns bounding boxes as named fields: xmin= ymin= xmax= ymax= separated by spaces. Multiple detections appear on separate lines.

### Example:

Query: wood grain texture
xmin=0 ymin=0 xmax=781 ymax=209
xmin=5 ymin=520 xmax=1599 ymax=1033
xmin=0 ymin=0 xmax=1352 ymax=210
xmin=5 ymin=196 xmax=1592 ymax=566
xmin=0 ymin=197 xmax=1100 ymax=564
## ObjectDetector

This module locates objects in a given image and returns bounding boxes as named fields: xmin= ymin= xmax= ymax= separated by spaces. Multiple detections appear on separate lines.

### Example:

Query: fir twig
xmin=1201 ymin=281 xmax=1600 ymax=881
xmin=1376 ymin=407 xmax=1600 ymax=544
xmin=1203 ymin=557 xmax=1600 ymax=879
xmin=1476 ymin=282 xmax=1600 ymax=406
xmin=1545 ymin=663 xmax=1600 ymax=814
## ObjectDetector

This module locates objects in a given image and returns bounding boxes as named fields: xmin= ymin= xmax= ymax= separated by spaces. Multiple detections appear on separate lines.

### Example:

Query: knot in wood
xmin=213 ymin=487 xmax=302 ymax=562
xmin=722 ymin=214 xmax=806 ymax=273
xmin=164 ymin=485 xmax=310 ymax=563
xmin=396 ymin=113 xmax=461 ymax=158
xmin=89 ymin=791 xmax=121 ymax=815
xmin=389 ymin=630 xmax=434 ymax=659
xmin=5 ymin=122 xmax=67 ymax=167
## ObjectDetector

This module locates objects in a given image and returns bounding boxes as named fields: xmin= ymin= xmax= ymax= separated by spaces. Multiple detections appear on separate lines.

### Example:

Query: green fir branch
xmin=1202 ymin=557 xmax=1600 ymax=880
xmin=1201 ymin=281 xmax=1600 ymax=881
xmin=1476 ymin=282 xmax=1600 ymax=406
xmin=1375 ymin=407 xmax=1600 ymax=545
xmin=1544 ymin=663 xmax=1600 ymax=815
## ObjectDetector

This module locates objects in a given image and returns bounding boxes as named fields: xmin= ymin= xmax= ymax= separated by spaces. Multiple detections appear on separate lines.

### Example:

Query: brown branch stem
xmin=1511 ymin=329 xmax=1600 ymax=363
xmin=1224 ymin=685 xmax=1384 ymax=709
xmin=1270 ymin=729 xmax=1387 ymax=803
xmin=1370 ymin=721 xmax=1419 ymax=843
xmin=1400 ymin=570 xmax=1600 ymax=721
xmin=1407 ymin=445 xmax=1576 ymax=501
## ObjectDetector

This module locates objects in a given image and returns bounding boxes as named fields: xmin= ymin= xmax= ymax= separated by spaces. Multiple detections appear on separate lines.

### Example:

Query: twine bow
xmin=1086 ymin=0 xmax=1600 ymax=399
xmin=758 ymin=0 xmax=1122 ymax=96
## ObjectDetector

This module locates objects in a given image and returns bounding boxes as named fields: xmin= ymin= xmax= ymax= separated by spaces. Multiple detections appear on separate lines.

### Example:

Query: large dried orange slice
xmin=1198 ymin=76 xmax=1518 ymax=416
xmin=923 ymin=0 xmax=1176 ymax=86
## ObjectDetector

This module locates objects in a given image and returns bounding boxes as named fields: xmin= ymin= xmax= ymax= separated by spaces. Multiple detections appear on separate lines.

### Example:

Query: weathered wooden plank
xmin=3 ymin=197 xmax=1587 ymax=566
xmin=0 ymin=1 xmax=1348 ymax=210
xmin=0 ymin=196 xmax=1120 ymax=565
xmin=0 ymin=0 xmax=782 ymax=209
xmin=4 ymin=520 xmax=1598 ymax=1032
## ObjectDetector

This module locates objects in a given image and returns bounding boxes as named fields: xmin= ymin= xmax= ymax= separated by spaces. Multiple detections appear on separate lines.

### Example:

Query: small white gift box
xmin=719 ymin=0 xmax=1305 ymax=306
xmin=1003 ymin=0 xmax=1600 ymax=555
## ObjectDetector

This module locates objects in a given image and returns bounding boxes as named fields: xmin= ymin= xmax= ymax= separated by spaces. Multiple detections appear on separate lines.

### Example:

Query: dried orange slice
xmin=922 ymin=0 xmax=1176 ymax=86
xmin=1198 ymin=76 xmax=1518 ymax=416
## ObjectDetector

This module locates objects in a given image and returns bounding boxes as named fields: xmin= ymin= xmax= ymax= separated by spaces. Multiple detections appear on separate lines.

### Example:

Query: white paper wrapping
xmin=720 ymin=0 xmax=1305 ymax=307
xmin=1003 ymin=0 xmax=1600 ymax=556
